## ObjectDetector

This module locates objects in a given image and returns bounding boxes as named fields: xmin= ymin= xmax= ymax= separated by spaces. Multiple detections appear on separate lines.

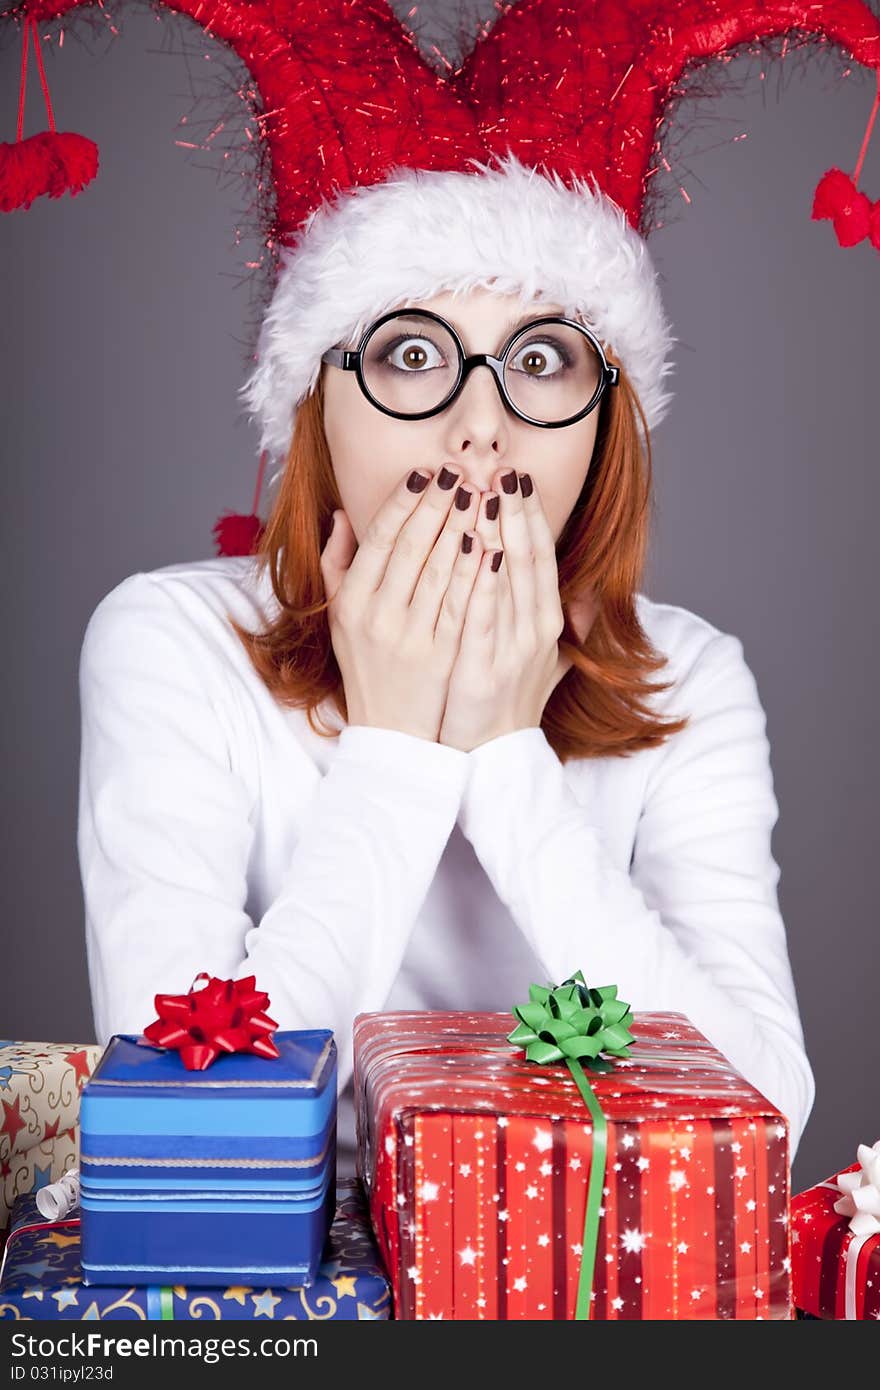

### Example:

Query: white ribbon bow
xmin=831 ymin=1140 xmax=880 ymax=1236
xmin=34 ymin=1167 xmax=80 ymax=1221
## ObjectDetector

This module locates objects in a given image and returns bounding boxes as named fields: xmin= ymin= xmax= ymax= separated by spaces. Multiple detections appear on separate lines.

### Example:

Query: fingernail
xmin=501 ymin=470 xmax=519 ymax=495
xmin=519 ymin=473 xmax=533 ymax=498
xmin=485 ymin=495 xmax=500 ymax=521
xmin=455 ymin=485 xmax=472 ymax=511
xmin=461 ymin=532 xmax=474 ymax=554
xmin=437 ymin=466 xmax=459 ymax=490
xmin=407 ymin=470 xmax=430 ymax=493
xmin=491 ymin=550 xmax=504 ymax=572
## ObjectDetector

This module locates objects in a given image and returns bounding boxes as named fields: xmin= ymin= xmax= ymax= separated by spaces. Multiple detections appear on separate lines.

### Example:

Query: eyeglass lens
xmin=360 ymin=312 xmax=602 ymax=422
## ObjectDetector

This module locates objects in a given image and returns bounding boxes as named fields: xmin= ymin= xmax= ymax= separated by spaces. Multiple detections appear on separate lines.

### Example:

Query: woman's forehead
xmin=396 ymin=290 xmax=568 ymax=343
xmin=403 ymin=287 xmax=565 ymax=316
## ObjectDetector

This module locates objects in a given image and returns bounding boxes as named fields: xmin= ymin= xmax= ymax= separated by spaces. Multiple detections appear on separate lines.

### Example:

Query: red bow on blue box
xmin=141 ymin=973 xmax=280 ymax=1071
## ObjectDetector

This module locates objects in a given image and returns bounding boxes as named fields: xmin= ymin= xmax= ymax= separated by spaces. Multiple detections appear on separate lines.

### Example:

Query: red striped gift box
xmin=791 ymin=1163 xmax=880 ymax=1319
xmin=353 ymin=1010 xmax=793 ymax=1320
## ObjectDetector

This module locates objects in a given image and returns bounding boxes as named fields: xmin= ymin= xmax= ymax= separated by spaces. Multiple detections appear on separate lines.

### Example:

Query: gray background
xmin=1 ymin=2 xmax=877 ymax=1197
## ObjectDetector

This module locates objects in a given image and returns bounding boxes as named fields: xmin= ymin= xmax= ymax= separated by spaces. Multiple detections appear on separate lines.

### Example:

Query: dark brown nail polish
xmin=461 ymin=532 xmax=474 ymax=554
xmin=407 ymin=470 xmax=429 ymax=493
xmin=520 ymin=473 xmax=533 ymax=498
xmin=455 ymin=485 xmax=472 ymax=511
xmin=501 ymin=470 xmax=519 ymax=495
xmin=491 ymin=550 xmax=504 ymax=572
xmin=485 ymin=495 xmax=500 ymax=521
xmin=437 ymin=466 xmax=459 ymax=490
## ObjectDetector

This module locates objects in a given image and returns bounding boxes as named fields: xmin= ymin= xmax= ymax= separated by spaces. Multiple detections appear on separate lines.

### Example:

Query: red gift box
xmin=353 ymin=1010 xmax=793 ymax=1320
xmin=792 ymin=1160 xmax=880 ymax=1319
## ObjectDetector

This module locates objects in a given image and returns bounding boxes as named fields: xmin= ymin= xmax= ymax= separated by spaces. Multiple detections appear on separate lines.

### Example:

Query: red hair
xmin=230 ymin=359 xmax=689 ymax=762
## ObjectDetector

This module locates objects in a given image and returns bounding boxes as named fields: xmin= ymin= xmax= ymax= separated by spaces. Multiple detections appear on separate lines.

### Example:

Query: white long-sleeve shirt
xmin=77 ymin=555 xmax=815 ymax=1175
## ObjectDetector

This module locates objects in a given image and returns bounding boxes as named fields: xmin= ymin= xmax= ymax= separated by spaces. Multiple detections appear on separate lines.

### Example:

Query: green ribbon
xmin=507 ymin=970 xmax=635 ymax=1321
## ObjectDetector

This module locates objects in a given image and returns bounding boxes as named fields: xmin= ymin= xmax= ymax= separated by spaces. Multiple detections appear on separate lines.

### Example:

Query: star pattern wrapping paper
xmin=791 ymin=1164 xmax=880 ymax=1319
xmin=0 ymin=1042 xmax=101 ymax=1161
xmin=0 ymin=1180 xmax=391 ymax=1320
xmin=0 ymin=1042 xmax=102 ymax=1230
xmin=353 ymin=1011 xmax=794 ymax=1320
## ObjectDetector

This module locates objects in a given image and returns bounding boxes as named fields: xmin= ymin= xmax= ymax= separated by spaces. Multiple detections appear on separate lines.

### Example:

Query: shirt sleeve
xmin=78 ymin=572 xmax=470 ymax=1094
xmin=456 ymin=631 xmax=816 ymax=1158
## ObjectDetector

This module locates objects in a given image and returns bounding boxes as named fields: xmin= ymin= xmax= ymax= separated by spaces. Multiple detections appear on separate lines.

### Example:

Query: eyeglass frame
xmin=320 ymin=308 xmax=620 ymax=429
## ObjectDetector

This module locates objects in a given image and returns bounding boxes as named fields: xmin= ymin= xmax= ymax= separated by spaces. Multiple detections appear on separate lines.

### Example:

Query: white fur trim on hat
xmin=239 ymin=151 xmax=676 ymax=478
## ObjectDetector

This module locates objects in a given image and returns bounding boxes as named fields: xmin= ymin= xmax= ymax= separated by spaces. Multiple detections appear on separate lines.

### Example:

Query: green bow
xmin=507 ymin=971 xmax=634 ymax=1321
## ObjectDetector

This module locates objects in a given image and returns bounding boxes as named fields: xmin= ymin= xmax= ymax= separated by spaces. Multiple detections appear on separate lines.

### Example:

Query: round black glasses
xmin=320 ymin=308 xmax=620 ymax=429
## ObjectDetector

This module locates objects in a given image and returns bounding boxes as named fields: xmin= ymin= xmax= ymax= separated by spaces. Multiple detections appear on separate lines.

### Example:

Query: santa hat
xmin=2 ymin=0 xmax=879 ymax=555
xmin=238 ymin=152 xmax=676 ymax=478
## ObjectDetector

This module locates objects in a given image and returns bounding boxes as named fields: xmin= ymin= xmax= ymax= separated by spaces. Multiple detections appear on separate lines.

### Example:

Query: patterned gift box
xmin=791 ymin=1150 xmax=880 ymax=1319
xmin=0 ymin=1042 xmax=102 ymax=1230
xmin=0 ymin=1179 xmax=391 ymax=1320
xmin=80 ymin=1031 xmax=337 ymax=1287
xmin=353 ymin=1010 xmax=793 ymax=1320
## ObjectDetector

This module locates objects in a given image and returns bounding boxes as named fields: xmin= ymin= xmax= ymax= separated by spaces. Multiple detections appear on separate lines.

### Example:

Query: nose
xmin=444 ymin=359 xmax=509 ymax=488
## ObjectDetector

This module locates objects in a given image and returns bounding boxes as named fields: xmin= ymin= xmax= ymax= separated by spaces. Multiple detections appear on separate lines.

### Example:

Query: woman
xmin=78 ymin=158 xmax=815 ymax=1178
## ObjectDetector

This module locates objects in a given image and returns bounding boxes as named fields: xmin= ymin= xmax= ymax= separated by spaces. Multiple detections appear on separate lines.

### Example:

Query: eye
xmin=378 ymin=335 xmax=448 ymax=372
xmin=509 ymin=337 xmax=573 ymax=378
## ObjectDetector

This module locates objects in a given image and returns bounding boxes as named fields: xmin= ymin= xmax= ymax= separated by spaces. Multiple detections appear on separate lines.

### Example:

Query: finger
xmin=474 ymin=486 xmax=501 ymax=557
xmin=458 ymin=546 xmax=504 ymax=667
xmin=494 ymin=468 xmax=537 ymax=634
xmin=431 ymin=528 xmax=484 ymax=646
xmin=518 ymin=472 xmax=564 ymax=639
xmin=494 ymin=552 xmax=516 ymax=659
xmin=343 ymin=466 xmax=452 ymax=596
xmin=319 ymin=509 xmax=359 ymax=606
xmin=408 ymin=482 xmax=481 ymax=628
xmin=378 ymin=466 xmax=478 ymax=607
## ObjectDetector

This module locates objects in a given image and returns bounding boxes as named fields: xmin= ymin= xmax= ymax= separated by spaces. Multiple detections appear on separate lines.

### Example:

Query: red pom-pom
xmin=212 ymin=511 xmax=265 ymax=557
xmin=0 ymin=130 xmax=99 ymax=212
xmin=29 ymin=133 xmax=68 ymax=198
xmin=835 ymin=190 xmax=872 ymax=247
xmin=0 ymin=132 xmax=56 ymax=212
xmin=47 ymin=131 xmax=99 ymax=196
xmin=811 ymin=167 xmax=872 ymax=247
xmin=812 ymin=168 xmax=855 ymax=219
xmin=870 ymin=199 xmax=880 ymax=254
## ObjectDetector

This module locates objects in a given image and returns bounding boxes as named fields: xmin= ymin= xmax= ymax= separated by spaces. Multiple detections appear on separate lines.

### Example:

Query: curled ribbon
xmin=141 ymin=973 xmax=280 ymax=1070
xmin=507 ymin=971 xmax=634 ymax=1320
xmin=35 ymin=1167 xmax=80 ymax=1221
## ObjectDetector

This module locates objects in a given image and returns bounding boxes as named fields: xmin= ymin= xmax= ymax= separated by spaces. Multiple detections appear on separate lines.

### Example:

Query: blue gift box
xmin=78 ymin=1031 xmax=337 ymax=1287
xmin=0 ymin=1181 xmax=391 ymax=1319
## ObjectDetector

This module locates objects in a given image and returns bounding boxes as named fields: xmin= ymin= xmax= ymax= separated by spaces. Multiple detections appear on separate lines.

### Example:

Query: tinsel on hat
xmin=1 ymin=0 xmax=878 ymax=554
